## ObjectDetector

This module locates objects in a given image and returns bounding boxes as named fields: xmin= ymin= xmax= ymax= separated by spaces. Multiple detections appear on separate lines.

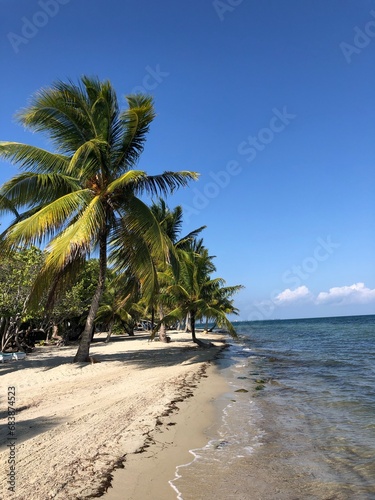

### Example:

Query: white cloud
xmin=275 ymin=285 xmax=312 ymax=304
xmin=316 ymin=283 xmax=375 ymax=305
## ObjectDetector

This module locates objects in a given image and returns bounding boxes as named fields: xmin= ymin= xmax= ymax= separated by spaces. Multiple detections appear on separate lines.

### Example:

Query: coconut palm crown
xmin=0 ymin=76 xmax=198 ymax=361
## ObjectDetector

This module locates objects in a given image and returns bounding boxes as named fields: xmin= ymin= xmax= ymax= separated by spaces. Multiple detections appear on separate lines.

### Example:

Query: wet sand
xmin=104 ymin=362 xmax=228 ymax=500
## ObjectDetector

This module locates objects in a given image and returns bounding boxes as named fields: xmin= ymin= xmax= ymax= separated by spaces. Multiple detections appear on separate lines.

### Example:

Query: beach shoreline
xmin=104 ymin=361 xmax=229 ymax=500
xmin=0 ymin=330 xmax=228 ymax=500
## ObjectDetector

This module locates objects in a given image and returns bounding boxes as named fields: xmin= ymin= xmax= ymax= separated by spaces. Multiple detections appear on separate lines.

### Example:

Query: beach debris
xmin=212 ymin=440 xmax=229 ymax=449
xmin=135 ymin=431 xmax=155 ymax=454
xmin=0 ymin=351 xmax=27 ymax=363
xmin=235 ymin=388 xmax=249 ymax=393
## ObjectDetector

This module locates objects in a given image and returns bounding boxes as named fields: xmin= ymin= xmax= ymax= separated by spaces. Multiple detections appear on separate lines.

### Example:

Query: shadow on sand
xmin=0 ymin=332 xmax=225 ymax=374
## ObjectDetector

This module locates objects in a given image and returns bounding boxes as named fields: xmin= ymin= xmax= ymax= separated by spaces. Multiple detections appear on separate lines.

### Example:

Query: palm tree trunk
xmin=151 ymin=307 xmax=155 ymax=331
xmin=105 ymin=320 xmax=114 ymax=343
xmin=74 ymin=230 xmax=107 ymax=362
xmin=208 ymin=321 xmax=217 ymax=332
xmin=191 ymin=311 xmax=211 ymax=348
xmin=191 ymin=310 xmax=196 ymax=343
xmin=204 ymin=317 xmax=209 ymax=333
xmin=158 ymin=305 xmax=168 ymax=342
xmin=184 ymin=312 xmax=191 ymax=332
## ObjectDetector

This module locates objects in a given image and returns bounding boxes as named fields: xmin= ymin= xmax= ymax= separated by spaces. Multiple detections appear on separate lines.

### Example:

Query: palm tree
xmin=202 ymin=282 xmax=243 ymax=332
xmin=163 ymin=241 xmax=243 ymax=346
xmin=0 ymin=76 xmax=197 ymax=361
xmin=95 ymin=274 xmax=142 ymax=341
xmin=150 ymin=198 xmax=205 ymax=250
xmin=149 ymin=199 xmax=205 ymax=341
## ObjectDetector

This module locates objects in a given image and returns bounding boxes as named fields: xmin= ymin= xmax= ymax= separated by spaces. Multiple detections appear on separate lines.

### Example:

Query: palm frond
xmin=115 ymin=94 xmax=155 ymax=169
xmin=106 ymin=170 xmax=146 ymax=195
xmin=110 ymin=225 xmax=159 ymax=300
xmin=116 ymin=195 xmax=169 ymax=264
xmin=158 ymin=306 xmax=185 ymax=324
xmin=1 ymin=189 xmax=93 ymax=249
xmin=215 ymin=284 xmax=245 ymax=298
xmin=0 ymin=172 xmax=81 ymax=209
xmin=82 ymin=76 xmax=119 ymax=144
xmin=203 ymin=307 xmax=238 ymax=338
xmin=44 ymin=195 xmax=105 ymax=269
xmin=167 ymin=283 xmax=190 ymax=301
xmin=134 ymin=171 xmax=199 ymax=198
xmin=0 ymin=194 xmax=19 ymax=218
xmin=110 ymin=196 xmax=170 ymax=298
xmin=0 ymin=142 xmax=69 ymax=173
xmin=175 ymin=225 xmax=206 ymax=249
xmin=67 ymin=139 xmax=106 ymax=178
xmin=26 ymin=254 xmax=86 ymax=312
xmin=16 ymin=81 xmax=95 ymax=153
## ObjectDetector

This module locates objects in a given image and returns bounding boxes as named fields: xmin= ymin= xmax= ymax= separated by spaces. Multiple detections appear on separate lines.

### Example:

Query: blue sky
xmin=1 ymin=0 xmax=374 ymax=320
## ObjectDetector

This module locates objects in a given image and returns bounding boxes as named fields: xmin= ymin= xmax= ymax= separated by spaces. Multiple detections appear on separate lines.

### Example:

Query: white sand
xmin=0 ymin=331 xmax=226 ymax=500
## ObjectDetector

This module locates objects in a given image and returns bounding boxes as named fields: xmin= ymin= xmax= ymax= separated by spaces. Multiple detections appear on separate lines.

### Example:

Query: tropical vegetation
xmin=0 ymin=76 xmax=243 ymax=360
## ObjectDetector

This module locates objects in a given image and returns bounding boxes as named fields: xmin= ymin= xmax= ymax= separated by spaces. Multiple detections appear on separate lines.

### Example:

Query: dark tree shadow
xmin=0 ymin=414 xmax=63 ymax=451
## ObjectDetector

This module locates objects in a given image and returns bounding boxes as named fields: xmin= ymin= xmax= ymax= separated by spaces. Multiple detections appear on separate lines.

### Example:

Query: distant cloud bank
xmin=316 ymin=283 xmax=375 ymax=305
xmin=245 ymin=282 xmax=374 ymax=322
xmin=275 ymin=283 xmax=375 ymax=306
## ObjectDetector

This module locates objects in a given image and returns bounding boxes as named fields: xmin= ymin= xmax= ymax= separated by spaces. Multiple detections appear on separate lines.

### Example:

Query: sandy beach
xmin=0 ymin=331 xmax=227 ymax=500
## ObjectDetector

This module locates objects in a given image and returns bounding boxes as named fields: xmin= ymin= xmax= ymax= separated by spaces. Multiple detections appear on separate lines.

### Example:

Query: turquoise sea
xmin=170 ymin=315 xmax=375 ymax=499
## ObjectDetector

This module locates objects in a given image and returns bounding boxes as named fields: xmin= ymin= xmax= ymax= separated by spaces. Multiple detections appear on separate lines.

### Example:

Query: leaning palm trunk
xmin=204 ymin=318 xmax=216 ymax=332
xmin=74 ymin=231 xmax=107 ymax=362
xmin=190 ymin=310 xmax=212 ymax=348
xmin=105 ymin=320 xmax=114 ymax=343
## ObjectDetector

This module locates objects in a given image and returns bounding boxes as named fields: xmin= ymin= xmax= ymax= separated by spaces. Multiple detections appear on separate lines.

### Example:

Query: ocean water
xmin=170 ymin=315 xmax=375 ymax=500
